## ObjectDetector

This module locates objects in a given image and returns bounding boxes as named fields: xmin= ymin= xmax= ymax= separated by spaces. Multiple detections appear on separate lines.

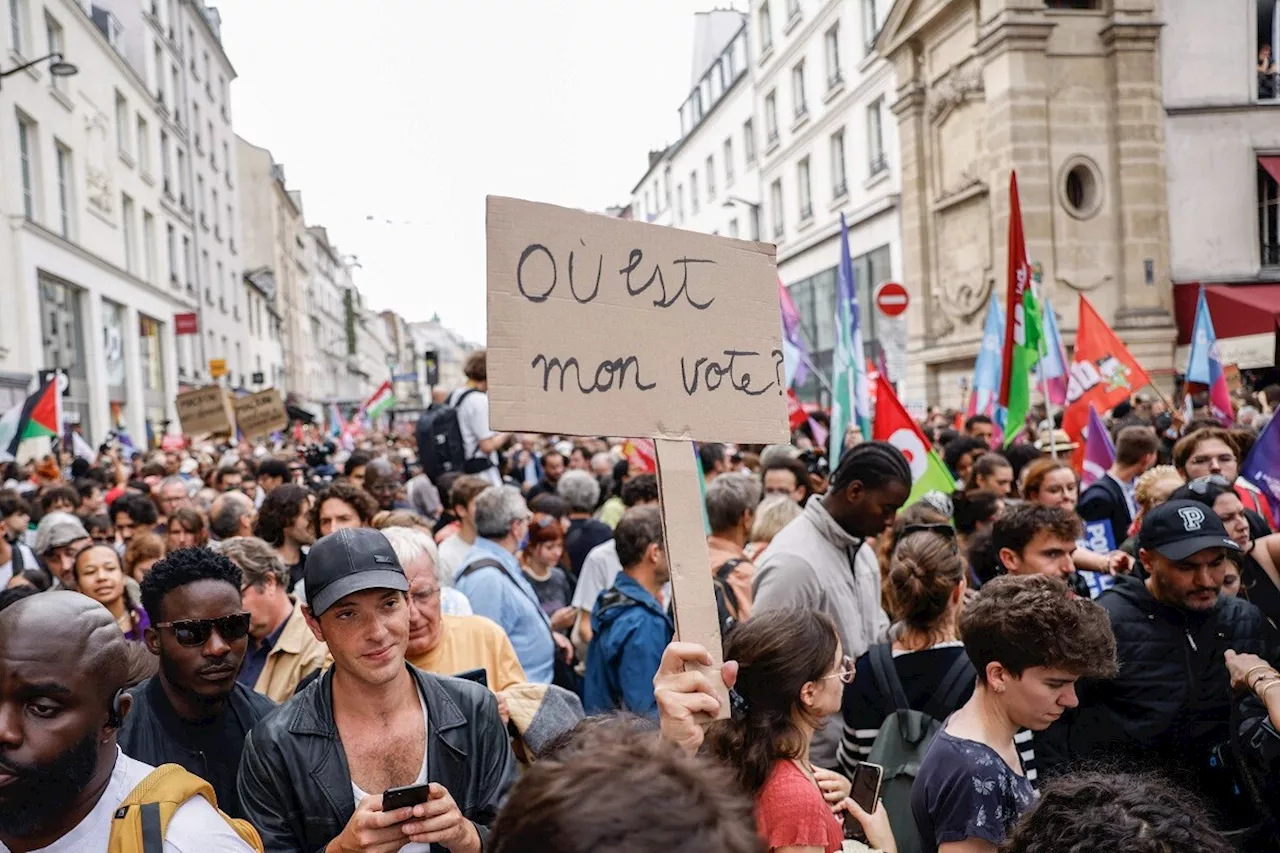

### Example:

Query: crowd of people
xmin=1 ymin=347 xmax=1278 ymax=853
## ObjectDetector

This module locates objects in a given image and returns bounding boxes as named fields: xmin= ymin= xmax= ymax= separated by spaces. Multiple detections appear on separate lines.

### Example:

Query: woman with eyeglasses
xmin=1172 ymin=476 xmax=1280 ymax=625
xmin=1020 ymin=458 xmax=1078 ymax=513
xmin=74 ymin=543 xmax=150 ymax=641
xmin=704 ymin=609 xmax=897 ymax=853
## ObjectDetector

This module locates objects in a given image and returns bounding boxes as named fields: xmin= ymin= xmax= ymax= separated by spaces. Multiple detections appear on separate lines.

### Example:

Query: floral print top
xmin=910 ymin=728 xmax=1037 ymax=853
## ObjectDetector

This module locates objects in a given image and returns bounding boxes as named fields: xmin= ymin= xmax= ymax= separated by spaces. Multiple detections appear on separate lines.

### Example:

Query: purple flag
xmin=1242 ymin=413 xmax=1280 ymax=528
xmin=778 ymin=279 xmax=810 ymax=388
xmin=1081 ymin=404 xmax=1115 ymax=490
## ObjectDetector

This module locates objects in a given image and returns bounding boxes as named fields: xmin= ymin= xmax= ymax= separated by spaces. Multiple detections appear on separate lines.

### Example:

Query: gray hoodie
xmin=752 ymin=495 xmax=890 ymax=767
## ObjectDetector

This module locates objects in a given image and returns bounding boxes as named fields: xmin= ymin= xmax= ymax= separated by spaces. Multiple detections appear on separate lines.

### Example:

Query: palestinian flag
xmin=361 ymin=380 xmax=396 ymax=421
xmin=4 ymin=377 xmax=60 ymax=457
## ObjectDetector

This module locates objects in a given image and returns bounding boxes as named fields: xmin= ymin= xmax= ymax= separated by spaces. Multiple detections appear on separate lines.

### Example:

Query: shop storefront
xmin=38 ymin=274 xmax=91 ymax=439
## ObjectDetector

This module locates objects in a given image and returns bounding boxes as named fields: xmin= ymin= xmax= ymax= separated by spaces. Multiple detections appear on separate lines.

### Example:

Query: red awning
xmin=1173 ymin=283 xmax=1280 ymax=369
xmin=1261 ymin=156 xmax=1280 ymax=186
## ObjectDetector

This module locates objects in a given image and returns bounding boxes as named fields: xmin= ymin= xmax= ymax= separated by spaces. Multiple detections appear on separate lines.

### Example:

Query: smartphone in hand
xmin=383 ymin=782 xmax=432 ymax=812
xmin=843 ymin=761 xmax=884 ymax=841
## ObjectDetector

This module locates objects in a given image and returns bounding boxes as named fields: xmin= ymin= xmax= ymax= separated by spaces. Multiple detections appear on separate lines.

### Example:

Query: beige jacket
xmin=255 ymin=600 xmax=329 ymax=703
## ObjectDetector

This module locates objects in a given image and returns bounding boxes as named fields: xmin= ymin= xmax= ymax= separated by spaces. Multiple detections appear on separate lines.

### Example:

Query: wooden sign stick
xmin=654 ymin=438 xmax=730 ymax=719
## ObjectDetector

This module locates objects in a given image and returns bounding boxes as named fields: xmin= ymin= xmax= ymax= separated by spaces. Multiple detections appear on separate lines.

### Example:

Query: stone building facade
xmin=877 ymin=0 xmax=1175 ymax=408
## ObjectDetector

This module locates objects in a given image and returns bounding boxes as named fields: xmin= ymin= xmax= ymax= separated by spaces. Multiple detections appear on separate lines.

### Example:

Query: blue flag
xmin=967 ymin=294 xmax=1005 ymax=422
xmin=830 ymin=214 xmax=872 ymax=467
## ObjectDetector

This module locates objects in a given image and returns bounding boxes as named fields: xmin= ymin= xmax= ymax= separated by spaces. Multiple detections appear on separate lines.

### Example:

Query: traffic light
xmin=423 ymin=350 xmax=439 ymax=387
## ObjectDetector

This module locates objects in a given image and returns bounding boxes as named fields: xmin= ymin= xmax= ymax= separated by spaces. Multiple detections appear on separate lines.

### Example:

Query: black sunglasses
xmin=901 ymin=522 xmax=957 ymax=540
xmin=1187 ymin=475 xmax=1234 ymax=495
xmin=154 ymin=612 xmax=251 ymax=647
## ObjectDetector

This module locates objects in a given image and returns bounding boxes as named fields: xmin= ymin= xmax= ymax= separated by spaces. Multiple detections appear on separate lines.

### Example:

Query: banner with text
xmin=233 ymin=387 xmax=290 ymax=441
xmin=175 ymin=386 xmax=232 ymax=436
xmin=486 ymin=195 xmax=788 ymax=443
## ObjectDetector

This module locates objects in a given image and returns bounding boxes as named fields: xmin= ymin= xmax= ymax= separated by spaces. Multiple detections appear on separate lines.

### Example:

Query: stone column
xmin=890 ymin=46 xmax=931 ymax=404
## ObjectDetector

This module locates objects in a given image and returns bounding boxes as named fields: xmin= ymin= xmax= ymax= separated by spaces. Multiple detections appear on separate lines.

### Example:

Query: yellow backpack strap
xmin=109 ymin=764 xmax=263 ymax=853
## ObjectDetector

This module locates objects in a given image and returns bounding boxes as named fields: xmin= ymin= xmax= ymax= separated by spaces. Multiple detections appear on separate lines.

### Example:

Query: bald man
xmin=0 ymin=592 xmax=256 ymax=851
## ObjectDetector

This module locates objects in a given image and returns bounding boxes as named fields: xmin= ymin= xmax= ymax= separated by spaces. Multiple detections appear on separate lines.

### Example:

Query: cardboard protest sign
xmin=233 ymin=388 xmax=289 ymax=441
xmin=487 ymin=196 xmax=789 ymax=717
xmin=175 ymin=386 xmax=232 ymax=436
xmin=486 ymin=195 xmax=788 ymax=443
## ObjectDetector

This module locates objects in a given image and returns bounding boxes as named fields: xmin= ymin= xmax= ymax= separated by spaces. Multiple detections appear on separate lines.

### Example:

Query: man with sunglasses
xmin=119 ymin=548 xmax=275 ymax=819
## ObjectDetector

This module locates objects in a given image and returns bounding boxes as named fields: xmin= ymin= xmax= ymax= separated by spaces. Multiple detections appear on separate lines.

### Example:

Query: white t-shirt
xmin=0 ymin=542 xmax=36 ymax=586
xmin=451 ymin=389 xmax=501 ymax=487
xmin=351 ymin=688 xmax=431 ymax=853
xmin=0 ymin=748 xmax=256 ymax=853
xmin=438 ymin=533 xmax=475 ymax=585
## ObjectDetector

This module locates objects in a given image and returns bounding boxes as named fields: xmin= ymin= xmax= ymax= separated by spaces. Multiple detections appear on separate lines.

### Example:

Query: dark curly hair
xmin=139 ymin=546 xmax=243 ymax=625
xmin=1000 ymin=771 xmax=1235 ymax=853
xmin=992 ymin=504 xmax=1082 ymax=559
xmin=312 ymin=480 xmax=378 ymax=534
xmin=253 ymin=484 xmax=311 ymax=547
xmin=109 ymin=492 xmax=158 ymax=526
xmin=961 ymin=574 xmax=1117 ymax=685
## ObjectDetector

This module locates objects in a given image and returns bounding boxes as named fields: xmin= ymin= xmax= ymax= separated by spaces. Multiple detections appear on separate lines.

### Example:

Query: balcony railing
xmin=1264 ymin=242 xmax=1280 ymax=268
xmin=832 ymin=179 xmax=848 ymax=199
xmin=869 ymin=154 xmax=888 ymax=176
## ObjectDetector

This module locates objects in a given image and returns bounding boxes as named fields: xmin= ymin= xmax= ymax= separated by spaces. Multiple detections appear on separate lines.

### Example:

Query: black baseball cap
xmin=305 ymin=527 xmax=408 ymax=616
xmin=1139 ymin=499 xmax=1243 ymax=562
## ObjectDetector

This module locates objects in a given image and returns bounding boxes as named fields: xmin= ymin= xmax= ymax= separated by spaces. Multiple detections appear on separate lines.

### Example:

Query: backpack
xmin=108 ymin=763 xmax=263 ymax=853
xmin=712 ymin=559 xmax=746 ymax=640
xmin=414 ymin=388 xmax=481 ymax=482
xmin=458 ymin=557 xmax=583 ymax=696
xmin=863 ymin=645 xmax=975 ymax=853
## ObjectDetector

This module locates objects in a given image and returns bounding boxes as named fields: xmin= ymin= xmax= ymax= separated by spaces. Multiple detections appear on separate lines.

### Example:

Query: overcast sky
xmin=216 ymin=0 xmax=726 ymax=343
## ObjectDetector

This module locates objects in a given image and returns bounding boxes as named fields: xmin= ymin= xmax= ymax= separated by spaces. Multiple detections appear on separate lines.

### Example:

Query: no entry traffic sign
xmin=875 ymin=282 xmax=909 ymax=317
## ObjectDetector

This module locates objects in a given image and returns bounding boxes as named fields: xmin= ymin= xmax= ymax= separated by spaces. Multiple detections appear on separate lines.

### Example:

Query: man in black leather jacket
xmin=236 ymin=527 xmax=516 ymax=852
xmin=1039 ymin=500 xmax=1279 ymax=830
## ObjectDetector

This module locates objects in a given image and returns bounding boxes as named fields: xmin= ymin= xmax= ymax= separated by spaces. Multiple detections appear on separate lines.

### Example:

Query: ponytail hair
xmin=703 ymin=609 xmax=839 ymax=797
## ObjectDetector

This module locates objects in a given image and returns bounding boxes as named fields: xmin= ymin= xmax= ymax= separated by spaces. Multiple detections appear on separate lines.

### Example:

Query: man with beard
xmin=0 ymin=592 xmax=256 ymax=851
xmin=118 ymin=548 xmax=276 ymax=819
xmin=1038 ymin=500 xmax=1279 ymax=835
xmin=364 ymin=457 xmax=412 ymax=514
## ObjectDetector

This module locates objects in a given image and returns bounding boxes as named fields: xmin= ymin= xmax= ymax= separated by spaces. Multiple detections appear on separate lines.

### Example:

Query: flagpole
xmin=1033 ymin=288 xmax=1058 ymax=460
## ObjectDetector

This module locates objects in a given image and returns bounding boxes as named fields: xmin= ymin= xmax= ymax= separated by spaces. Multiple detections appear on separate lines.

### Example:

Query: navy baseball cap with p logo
xmin=1139 ymin=499 xmax=1242 ymax=562
xmin=305 ymin=527 xmax=408 ymax=616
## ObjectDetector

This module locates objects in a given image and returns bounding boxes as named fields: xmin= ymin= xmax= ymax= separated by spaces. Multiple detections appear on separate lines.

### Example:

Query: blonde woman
xmin=1118 ymin=465 xmax=1182 ymax=556
xmin=745 ymin=494 xmax=803 ymax=560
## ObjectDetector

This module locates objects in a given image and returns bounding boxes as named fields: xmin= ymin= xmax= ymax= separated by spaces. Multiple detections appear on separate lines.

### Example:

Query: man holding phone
xmin=237 ymin=527 xmax=517 ymax=852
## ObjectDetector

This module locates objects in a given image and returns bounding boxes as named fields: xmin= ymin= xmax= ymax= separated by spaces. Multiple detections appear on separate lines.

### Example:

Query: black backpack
xmin=415 ymin=389 xmax=480 ymax=481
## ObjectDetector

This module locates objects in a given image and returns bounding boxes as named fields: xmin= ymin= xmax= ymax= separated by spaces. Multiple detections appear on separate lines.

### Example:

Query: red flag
xmin=1062 ymin=295 xmax=1152 ymax=466
xmin=786 ymin=389 xmax=808 ymax=431
xmin=998 ymin=172 xmax=1031 ymax=411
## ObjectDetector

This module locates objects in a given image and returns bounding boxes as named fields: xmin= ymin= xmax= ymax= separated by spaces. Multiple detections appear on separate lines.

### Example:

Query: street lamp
xmin=722 ymin=195 xmax=761 ymax=241
xmin=0 ymin=53 xmax=78 ymax=89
